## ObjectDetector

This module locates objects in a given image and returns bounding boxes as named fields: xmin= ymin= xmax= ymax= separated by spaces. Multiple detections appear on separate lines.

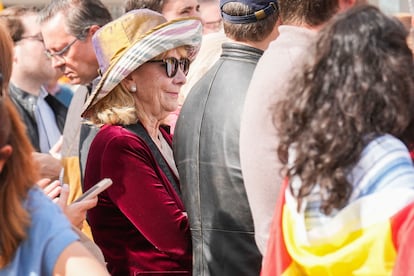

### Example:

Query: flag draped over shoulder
xmin=261 ymin=178 xmax=414 ymax=276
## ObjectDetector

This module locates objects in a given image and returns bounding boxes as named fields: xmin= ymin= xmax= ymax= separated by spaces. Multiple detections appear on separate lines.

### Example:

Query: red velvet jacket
xmin=84 ymin=124 xmax=191 ymax=276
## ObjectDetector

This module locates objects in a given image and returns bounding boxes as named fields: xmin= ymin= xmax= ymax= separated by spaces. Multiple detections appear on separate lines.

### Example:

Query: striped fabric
xmin=262 ymin=135 xmax=414 ymax=275
xmin=290 ymin=134 xmax=414 ymax=230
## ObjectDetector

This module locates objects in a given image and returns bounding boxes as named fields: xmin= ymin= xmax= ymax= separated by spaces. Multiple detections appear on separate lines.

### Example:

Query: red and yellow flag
xmin=262 ymin=179 xmax=414 ymax=276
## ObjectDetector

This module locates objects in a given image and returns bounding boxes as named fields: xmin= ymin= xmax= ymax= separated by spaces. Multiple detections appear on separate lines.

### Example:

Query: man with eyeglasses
xmin=173 ymin=1 xmax=280 ymax=275
xmin=0 ymin=6 xmax=66 ymax=173
xmin=38 ymin=0 xmax=112 ymax=238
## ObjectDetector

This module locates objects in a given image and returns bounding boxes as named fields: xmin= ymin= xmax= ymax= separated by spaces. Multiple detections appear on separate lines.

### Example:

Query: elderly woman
xmin=262 ymin=5 xmax=414 ymax=276
xmin=81 ymin=9 xmax=202 ymax=276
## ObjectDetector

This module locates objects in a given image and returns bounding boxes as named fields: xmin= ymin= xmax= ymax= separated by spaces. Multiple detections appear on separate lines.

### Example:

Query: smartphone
xmin=58 ymin=168 xmax=65 ymax=186
xmin=73 ymin=178 xmax=113 ymax=203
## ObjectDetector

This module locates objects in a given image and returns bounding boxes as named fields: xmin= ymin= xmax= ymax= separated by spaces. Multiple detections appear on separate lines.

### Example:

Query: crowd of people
xmin=0 ymin=0 xmax=414 ymax=275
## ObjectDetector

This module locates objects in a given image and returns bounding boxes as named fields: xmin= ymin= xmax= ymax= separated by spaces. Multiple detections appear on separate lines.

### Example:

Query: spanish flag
xmin=261 ymin=178 xmax=414 ymax=276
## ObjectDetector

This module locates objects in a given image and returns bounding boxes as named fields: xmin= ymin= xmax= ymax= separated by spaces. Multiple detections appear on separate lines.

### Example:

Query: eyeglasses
xmin=147 ymin=57 xmax=190 ymax=78
xmin=44 ymin=37 xmax=78 ymax=62
xmin=19 ymin=34 xmax=44 ymax=43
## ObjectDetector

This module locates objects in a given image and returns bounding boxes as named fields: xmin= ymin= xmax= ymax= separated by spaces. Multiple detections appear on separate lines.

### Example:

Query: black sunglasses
xmin=148 ymin=57 xmax=190 ymax=78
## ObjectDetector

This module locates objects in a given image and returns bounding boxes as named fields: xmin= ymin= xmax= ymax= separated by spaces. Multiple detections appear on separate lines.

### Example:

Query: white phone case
xmin=73 ymin=178 xmax=113 ymax=203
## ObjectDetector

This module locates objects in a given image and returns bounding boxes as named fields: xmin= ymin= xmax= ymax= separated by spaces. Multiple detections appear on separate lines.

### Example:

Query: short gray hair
xmin=38 ymin=0 xmax=112 ymax=40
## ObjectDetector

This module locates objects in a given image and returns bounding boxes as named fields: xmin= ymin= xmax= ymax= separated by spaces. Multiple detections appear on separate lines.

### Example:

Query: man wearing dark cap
xmin=173 ymin=1 xmax=279 ymax=275
xmin=239 ymin=0 xmax=368 ymax=257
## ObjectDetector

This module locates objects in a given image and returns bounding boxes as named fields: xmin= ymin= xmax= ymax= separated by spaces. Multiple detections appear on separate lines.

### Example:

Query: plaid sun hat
xmin=81 ymin=9 xmax=202 ymax=116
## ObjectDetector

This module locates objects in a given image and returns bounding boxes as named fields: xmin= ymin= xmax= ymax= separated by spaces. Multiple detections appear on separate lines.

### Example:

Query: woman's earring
xmin=130 ymin=84 xmax=137 ymax=93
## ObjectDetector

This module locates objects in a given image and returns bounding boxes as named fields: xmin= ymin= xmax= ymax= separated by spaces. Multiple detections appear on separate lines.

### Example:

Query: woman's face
xmin=127 ymin=48 xmax=188 ymax=121
xmin=162 ymin=0 xmax=200 ymax=20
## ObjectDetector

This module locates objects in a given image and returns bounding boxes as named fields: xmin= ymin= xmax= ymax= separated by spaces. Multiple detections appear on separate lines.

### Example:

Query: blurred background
xmin=0 ymin=0 xmax=412 ymax=19
xmin=0 ymin=0 xmax=124 ymax=16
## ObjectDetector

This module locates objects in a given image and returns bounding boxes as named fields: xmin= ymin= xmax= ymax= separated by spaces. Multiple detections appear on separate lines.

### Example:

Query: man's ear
xmin=0 ymin=145 xmax=12 ymax=173
xmin=88 ymin=25 xmax=101 ymax=36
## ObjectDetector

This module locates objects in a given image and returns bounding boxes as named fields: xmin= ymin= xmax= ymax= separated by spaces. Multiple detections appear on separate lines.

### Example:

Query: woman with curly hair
xmin=262 ymin=4 xmax=414 ymax=276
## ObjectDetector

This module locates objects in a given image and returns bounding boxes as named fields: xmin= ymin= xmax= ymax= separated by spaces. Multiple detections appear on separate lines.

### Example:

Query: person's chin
xmin=165 ymin=103 xmax=179 ymax=113
xmin=64 ymin=73 xmax=81 ymax=85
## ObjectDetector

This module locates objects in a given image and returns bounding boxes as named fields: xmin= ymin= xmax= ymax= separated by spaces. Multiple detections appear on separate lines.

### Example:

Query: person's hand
xmin=57 ymin=184 xmax=98 ymax=229
xmin=32 ymin=152 xmax=62 ymax=180
xmin=37 ymin=178 xmax=62 ymax=201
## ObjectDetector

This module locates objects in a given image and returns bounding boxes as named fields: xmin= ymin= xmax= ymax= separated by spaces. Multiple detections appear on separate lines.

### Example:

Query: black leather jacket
xmin=9 ymin=83 xmax=67 ymax=152
xmin=173 ymin=43 xmax=263 ymax=276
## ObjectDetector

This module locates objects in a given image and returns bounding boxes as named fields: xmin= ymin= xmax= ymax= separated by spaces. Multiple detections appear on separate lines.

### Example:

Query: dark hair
xmin=275 ymin=5 xmax=414 ymax=214
xmin=278 ymin=0 xmax=339 ymax=26
xmin=38 ymin=0 xmax=112 ymax=40
xmin=222 ymin=2 xmax=279 ymax=42
xmin=124 ymin=0 xmax=165 ymax=13
xmin=0 ymin=6 xmax=38 ymax=43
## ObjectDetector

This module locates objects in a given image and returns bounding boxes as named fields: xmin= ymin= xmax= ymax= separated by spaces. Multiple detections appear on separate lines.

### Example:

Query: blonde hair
xmin=87 ymin=84 xmax=137 ymax=125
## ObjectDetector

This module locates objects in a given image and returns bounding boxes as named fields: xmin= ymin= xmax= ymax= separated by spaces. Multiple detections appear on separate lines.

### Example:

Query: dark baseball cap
xmin=220 ymin=0 xmax=278 ymax=24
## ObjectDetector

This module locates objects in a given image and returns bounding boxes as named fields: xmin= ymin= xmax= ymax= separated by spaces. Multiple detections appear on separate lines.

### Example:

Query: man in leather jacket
xmin=173 ymin=1 xmax=280 ymax=275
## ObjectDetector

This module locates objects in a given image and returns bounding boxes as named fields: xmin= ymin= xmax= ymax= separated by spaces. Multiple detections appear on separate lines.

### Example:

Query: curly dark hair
xmin=274 ymin=5 xmax=414 ymax=214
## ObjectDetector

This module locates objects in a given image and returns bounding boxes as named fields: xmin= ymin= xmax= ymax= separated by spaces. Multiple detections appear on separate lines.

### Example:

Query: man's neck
xmin=10 ymin=74 xmax=44 ymax=96
xmin=227 ymin=21 xmax=281 ymax=51
xmin=282 ymin=20 xmax=325 ymax=32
